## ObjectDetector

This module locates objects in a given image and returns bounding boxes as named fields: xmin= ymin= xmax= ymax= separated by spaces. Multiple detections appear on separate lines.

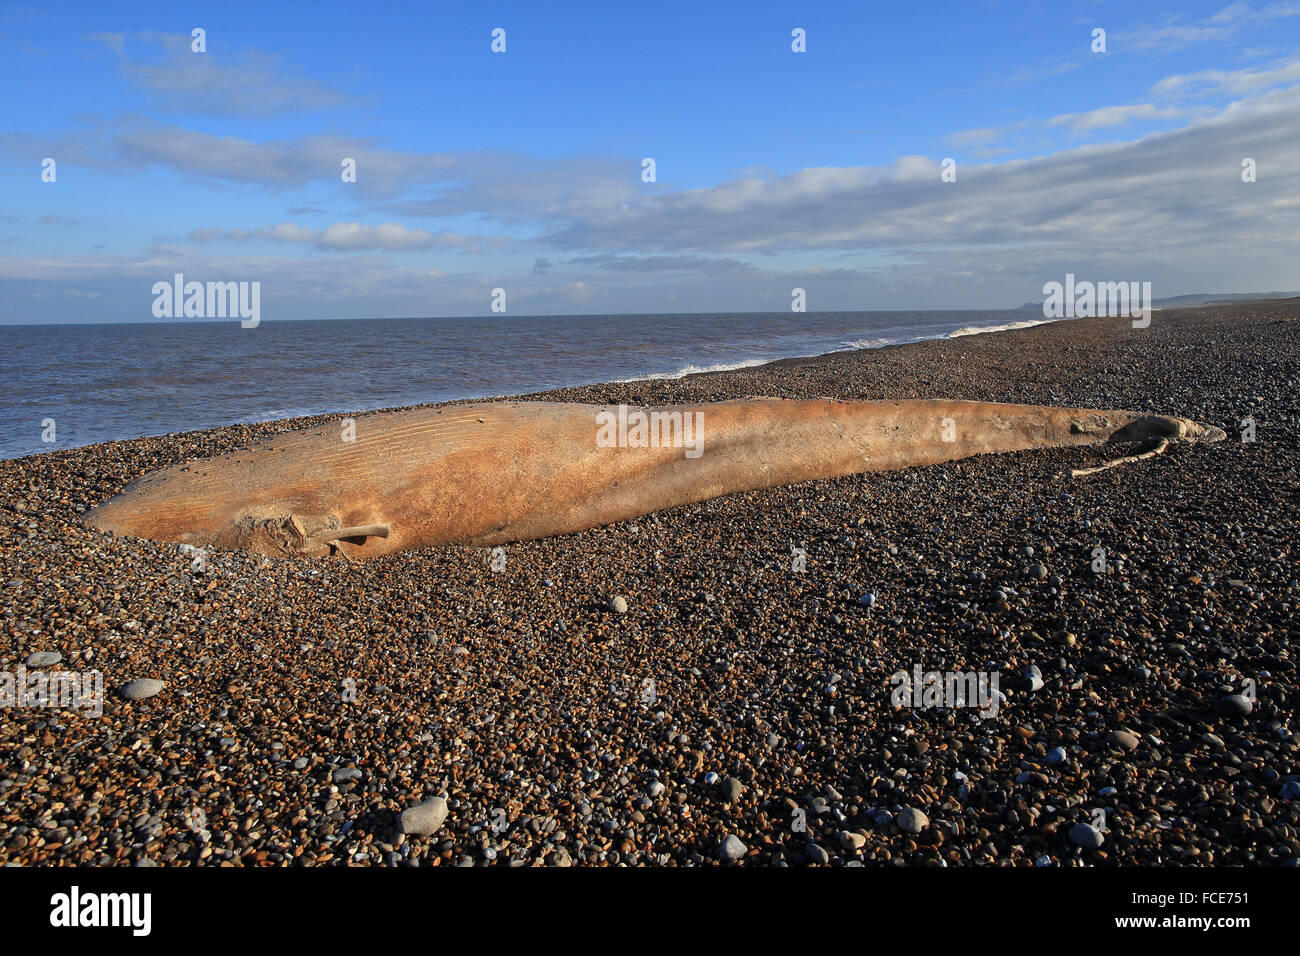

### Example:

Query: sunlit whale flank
xmin=83 ymin=399 xmax=1224 ymax=560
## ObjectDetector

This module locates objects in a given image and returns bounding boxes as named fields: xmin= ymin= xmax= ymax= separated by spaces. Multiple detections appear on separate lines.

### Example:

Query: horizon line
xmin=2 ymin=290 xmax=1294 ymax=329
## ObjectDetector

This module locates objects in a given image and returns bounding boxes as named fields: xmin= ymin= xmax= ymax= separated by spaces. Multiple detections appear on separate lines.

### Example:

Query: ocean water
xmin=0 ymin=310 xmax=1046 ymax=460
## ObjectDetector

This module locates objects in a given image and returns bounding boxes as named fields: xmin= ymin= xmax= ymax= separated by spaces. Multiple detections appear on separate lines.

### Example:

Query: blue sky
xmin=1 ymin=0 xmax=1298 ymax=322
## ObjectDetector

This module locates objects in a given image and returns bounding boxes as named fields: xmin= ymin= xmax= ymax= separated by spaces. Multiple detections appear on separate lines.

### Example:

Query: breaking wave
xmin=948 ymin=317 xmax=1058 ymax=337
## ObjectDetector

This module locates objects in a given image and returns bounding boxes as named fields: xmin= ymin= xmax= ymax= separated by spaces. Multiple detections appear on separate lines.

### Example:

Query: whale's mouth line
xmin=221 ymin=514 xmax=391 ymax=559
xmin=305 ymin=523 xmax=391 ymax=558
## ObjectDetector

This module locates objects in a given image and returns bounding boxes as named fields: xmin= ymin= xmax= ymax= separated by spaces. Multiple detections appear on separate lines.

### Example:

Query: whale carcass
xmin=82 ymin=398 xmax=1225 ymax=560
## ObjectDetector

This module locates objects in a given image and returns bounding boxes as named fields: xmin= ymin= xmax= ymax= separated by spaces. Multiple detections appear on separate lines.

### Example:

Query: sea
xmin=0 ymin=310 xmax=1052 ymax=460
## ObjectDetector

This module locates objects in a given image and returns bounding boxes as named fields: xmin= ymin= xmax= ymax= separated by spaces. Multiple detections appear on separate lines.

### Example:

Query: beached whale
xmin=83 ymin=398 xmax=1224 ymax=560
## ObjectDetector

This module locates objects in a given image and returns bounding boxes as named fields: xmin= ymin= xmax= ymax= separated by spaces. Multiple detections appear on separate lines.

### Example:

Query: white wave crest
xmin=839 ymin=336 xmax=897 ymax=350
xmin=623 ymin=358 xmax=772 ymax=381
xmin=948 ymin=317 xmax=1058 ymax=338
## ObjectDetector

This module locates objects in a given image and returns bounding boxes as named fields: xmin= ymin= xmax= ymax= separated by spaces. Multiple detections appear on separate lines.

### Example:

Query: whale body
xmin=82 ymin=398 xmax=1224 ymax=560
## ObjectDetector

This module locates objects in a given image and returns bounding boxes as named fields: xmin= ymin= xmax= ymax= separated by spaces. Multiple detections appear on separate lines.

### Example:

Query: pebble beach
xmin=2 ymin=300 xmax=1297 ymax=867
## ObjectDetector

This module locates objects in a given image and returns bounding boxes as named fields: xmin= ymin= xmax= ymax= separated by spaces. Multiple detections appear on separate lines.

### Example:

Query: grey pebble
xmin=718 ymin=834 xmax=747 ymax=862
xmin=120 ymin=679 xmax=165 ymax=701
xmin=1069 ymin=823 xmax=1105 ymax=849
xmin=1215 ymin=694 xmax=1253 ymax=716
xmin=1109 ymin=730 xmax=1141 ymax=751
xmin=840 ymin=830 xmax=867 ymax=851
xmin=721 ymin=776 xmax=745 ymax=803
xmin=399 ymin=797 xmax=450 ymax=836
xmin=897 ymin=807 xmax=929 ymax=834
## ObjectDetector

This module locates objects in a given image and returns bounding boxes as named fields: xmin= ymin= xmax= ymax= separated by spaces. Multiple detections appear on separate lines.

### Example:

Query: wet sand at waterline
xmin=2 ymin=300 xmax=1297 ymax=866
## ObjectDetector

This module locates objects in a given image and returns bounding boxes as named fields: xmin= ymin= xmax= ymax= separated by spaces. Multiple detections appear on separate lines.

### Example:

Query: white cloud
xmin=538 ymin=85 xmax=1300 ymax=258
xmin=187 ymin=222 xmax=494 ymax=252
xmin=1153 ymin=55 xmax=1300 ymax=96
xmin=944 ymin=127 xmax=1009 ymax=149
xmin=0 ymin=118 xmax=633 ymax=211
xmin=1047 ymin=104 xmax=1192 ymax=134
xmin=93 ymin=31 xmax=346 ymax=115
xmin=1118 ymin=2 xmax=1300 ymax=51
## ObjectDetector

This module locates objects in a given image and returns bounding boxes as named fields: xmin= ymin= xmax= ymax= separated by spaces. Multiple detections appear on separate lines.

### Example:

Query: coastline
xmin=2 ymin=299 xmax=1297 ymax=866
xmin=0 ymin=307 xmax=1066 ymax=462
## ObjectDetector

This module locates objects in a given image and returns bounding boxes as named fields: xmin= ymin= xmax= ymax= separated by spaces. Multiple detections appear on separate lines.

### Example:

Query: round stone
xmin=839 ymin=830 xmax=866 ymax=851
xmin=721 ymin=776 xmax=745 ymax=803
xmin=897 ymin=807 xmax=929 ymax=834
xmin=1026 ymin=665 xmax=1045 ymax=692
xmin=120 ymin=679 xmax=165 ymax=701
xmin=398 ymin=797 xmax=449 ymax=836
xmin=1215 ymin=694 xmax=1253 ymax=716
xmin=718 ymin=834 xmax=747 ymax=862
xmin=1108 ymin=730 xmax=1141 ymax=751
xmin=1069 ymin=823 xmax=1105 ymax=849
xmin=608 ymin=595 xmax=628 ymax=614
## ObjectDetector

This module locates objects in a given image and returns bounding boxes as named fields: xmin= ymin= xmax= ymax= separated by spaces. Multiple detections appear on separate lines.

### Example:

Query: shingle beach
xmin=2 ymin=301 xmax=1297 ymax=866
